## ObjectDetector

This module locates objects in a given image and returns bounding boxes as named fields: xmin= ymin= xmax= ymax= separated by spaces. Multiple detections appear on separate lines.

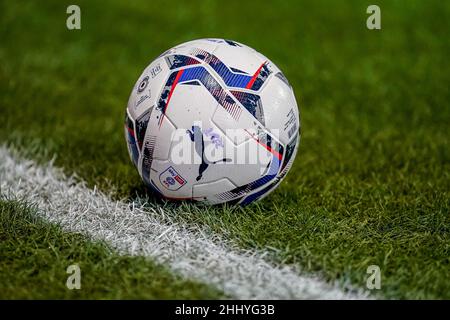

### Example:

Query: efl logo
xmin=159 ymin=166 xmax=186 ymax=191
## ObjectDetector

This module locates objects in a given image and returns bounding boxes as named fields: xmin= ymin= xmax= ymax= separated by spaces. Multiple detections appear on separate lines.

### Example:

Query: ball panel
xmin=193 ymin=178 xmax=237 ymax=202
xmin=211 ymin=105 xmax=251 ymax=146
xmin=124 ymin=110 xmax=139 ymax=168
xmin=127 ymin=57 xmax=170 ymax=121
xmin=170 ymin=39 xmax=218 ymax=57
xmin=210 ymin=41 xmax=264 ymax=77
xmin=259 ymin=75 xmax=300 ymax=146
xmin=163 ymin=80 xmax=219 ymax=133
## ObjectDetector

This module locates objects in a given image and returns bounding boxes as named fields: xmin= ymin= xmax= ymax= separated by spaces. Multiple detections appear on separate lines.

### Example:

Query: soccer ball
xmin=125 ymin=38 xmax=300 ymax=205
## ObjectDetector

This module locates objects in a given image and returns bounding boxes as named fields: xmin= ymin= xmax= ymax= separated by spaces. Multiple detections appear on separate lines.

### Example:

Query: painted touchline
xmin=0 ymin=146 xmax=370 ymax=299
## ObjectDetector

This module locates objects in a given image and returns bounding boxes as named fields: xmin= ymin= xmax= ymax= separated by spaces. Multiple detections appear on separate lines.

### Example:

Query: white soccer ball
xmin=125 ymin=38 xmax=300 ymax=205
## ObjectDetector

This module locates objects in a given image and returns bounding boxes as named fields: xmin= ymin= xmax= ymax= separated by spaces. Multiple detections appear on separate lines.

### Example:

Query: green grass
xmin=0 ymin=199 xmax=224 ymax=299
xmin=1 ymin=0 xmax=449 ymax=299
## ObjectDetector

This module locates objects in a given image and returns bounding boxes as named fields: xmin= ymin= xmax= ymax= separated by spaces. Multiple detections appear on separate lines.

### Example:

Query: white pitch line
xmin=0 ymin=146 xmax=370 ymax=299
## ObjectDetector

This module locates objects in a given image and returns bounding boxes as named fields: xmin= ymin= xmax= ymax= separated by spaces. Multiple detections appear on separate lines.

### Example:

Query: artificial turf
xmin=1 ymin=0 xmax=449 ymax=299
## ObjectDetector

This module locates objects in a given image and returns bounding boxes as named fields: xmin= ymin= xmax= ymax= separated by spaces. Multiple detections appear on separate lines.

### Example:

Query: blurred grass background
xmin=1 ymin=0 xmax=449 ymax=299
